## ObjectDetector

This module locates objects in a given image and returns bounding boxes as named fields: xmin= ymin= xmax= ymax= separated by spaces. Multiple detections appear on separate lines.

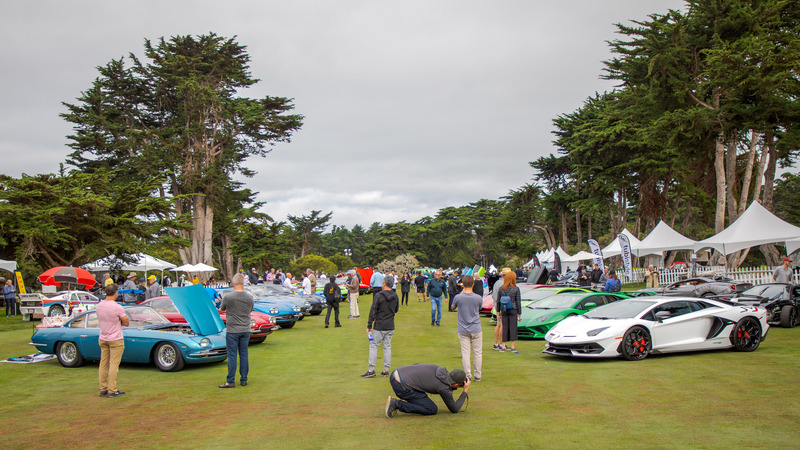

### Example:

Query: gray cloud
xmin=0 ymin=0 xmax=686 ymax=228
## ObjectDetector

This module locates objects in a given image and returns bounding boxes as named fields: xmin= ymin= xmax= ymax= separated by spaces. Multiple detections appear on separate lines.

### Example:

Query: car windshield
xmin=740 ymin=284 xmax=786 ymax=300
xmin=125 ymin=306 xmax=170 ymax=327
xmin=531 ymin=293 xmax=584 ymax=309
xmin=148 ymin=297 xmax=179 ymax=314
xmin=256 ymin=284 xmax=293 ymax=295
xmin=584 ymin=300 xmax=656 ymax=319
xmin=521 ymin=289 xmax=561 ymax=302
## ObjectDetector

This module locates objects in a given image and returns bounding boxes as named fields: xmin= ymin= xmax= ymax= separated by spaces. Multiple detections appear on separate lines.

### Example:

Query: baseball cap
xmin=447 ymin=369 xmax=467 ymax=385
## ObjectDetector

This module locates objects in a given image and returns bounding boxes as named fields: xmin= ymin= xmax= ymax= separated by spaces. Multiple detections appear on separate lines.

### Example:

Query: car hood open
xmin=165 ymin=285 xmax=225 ymax=336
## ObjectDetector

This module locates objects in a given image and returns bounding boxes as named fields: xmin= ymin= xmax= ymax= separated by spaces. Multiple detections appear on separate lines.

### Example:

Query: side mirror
xmin=584 ymin=302 xmax=597 ymax=309
xmin=655 ymin=311 xmax=671 ymax=322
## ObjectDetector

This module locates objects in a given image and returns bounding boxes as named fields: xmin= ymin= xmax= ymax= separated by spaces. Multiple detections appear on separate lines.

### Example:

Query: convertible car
xmin=142 ymin=296 xmax=278 ymax=343
xmin=642 ymin=276 xmax=753 ymax=297
xmin=543 ymin=296 xmax=769 ymax=360
xmin=30 ymin=285 xmax=228 ymax=371
xmin=518 ymin=291 xmax=631 ymax=339
xmin=715 ymin=283 xmax=799 ymax=328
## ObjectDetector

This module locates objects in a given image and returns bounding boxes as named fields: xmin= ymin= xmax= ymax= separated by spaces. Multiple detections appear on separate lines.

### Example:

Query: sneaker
xmin=347 ymin=315 xmax=353 ymax=319
xmin=498 ymin=346 xmax=507 ymax=352
xmin=240 ymin=381 xmax=247 ymax=386
xmin=492 ymin=344 xmax=499 ymax=351
xmin=325 ymin=324 xmax=329 ymax=328
xmin=380 ymin=370 xmax=389 ymax=377
xmin=335 ymin=324 xmax=342 ymax=327
xmin=510 ymin=348 xmax=520 ymax=354
xmin=361 ymin=370 xmax=376 ymax=378
xmin=474 ymin=377 xmax=481 ymax=382
xmin=106 ymin=391 xmax=126 ymax=398
xmin=99 ymin=390 xmax=108 ymax=397
xmin=435 ymin=323 xmax=440 ymax=326
xmin=385 ymin=396 xmax=398 ymax=418
xmin=218 ymin=382 xmax=236 ymax=388
xmin=431 ymin=321 xmax=435 ymax=326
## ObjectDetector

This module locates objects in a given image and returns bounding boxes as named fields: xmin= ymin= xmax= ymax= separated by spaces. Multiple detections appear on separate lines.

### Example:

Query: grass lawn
xmin=1 ymin=292 xmax=799 ymax=449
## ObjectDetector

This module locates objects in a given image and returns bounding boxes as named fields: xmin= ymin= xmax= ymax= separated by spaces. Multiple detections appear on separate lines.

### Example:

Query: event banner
xmin=553 ymin=251 xmax=562 ymax=274
xmin=15 ymin=271 xmax=26 ymax=294
xmin=532 ymin=254 xmax=540 ymax=267
xmin=587 ymin=239 xmax=604 ymax=271
xmin=617 ymin=234 xmax=633 ymax=279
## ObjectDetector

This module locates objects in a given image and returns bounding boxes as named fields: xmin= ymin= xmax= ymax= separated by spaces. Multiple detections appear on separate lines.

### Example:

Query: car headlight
xmin=250 ymin=320 xmax=256 ymax=328
xmin=304 ymin=301 xmax=311 ymax=306
xmin=536 ymin=314 xmax=553 ymax=322
xmin=199 ymin=338 xmax=210 ymax=348
xmin=293 ymin=305 xmax=301 ymax=312
xmin=270 ymin=307 xmax=279 ymax=314
xmin=587 ymin=327 xmax=609 ymax=337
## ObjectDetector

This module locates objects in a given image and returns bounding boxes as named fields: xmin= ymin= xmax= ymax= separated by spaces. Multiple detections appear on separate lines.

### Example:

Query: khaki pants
xmin=458 ymin=332 xmax=482 ymax=379
xmin=99 ymin=339 xmax=125 ymax=393
xmin=349 ymin=292 xmax=359 ymax=317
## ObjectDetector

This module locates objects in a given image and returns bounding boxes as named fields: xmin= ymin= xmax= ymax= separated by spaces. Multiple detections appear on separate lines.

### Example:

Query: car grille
xmin=188 ymin=347 xmax=227 ymax=357
xmin=543 ymin=342 xmax=605 ymax=356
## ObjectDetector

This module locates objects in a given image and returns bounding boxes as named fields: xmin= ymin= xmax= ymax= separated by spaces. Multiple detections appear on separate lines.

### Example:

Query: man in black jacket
xmin=361 ymin=276 xmax=399 ymax=378
xmin=384 ymin=364 xmax=470 ymax=418
xmin=323 ymin=274 xmax=341 ymax=328
xmin=447 ymin=270 xmax=462 ymax=312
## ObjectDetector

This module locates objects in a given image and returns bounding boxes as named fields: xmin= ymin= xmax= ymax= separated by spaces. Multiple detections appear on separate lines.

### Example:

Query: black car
xmin=717 ymin=283 xmax=799 ymax=328
xmin=642 ymin=275 xmax=753 ymax=297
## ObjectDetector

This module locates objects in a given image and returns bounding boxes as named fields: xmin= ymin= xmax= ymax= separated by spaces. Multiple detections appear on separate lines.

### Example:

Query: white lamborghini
xmin=543 ymin=296 xmax=769 ymax=360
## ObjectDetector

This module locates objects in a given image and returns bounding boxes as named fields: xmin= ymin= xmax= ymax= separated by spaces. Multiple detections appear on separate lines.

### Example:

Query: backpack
xmin=499 ymin=287 xmax=515 ymax=312
xmin=609 ymin=280 xmax=621 ymax=293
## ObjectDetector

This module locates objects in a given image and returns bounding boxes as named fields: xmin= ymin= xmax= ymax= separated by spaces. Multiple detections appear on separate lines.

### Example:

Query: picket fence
xmin=624 ymin=265 xmax=798 ymax=285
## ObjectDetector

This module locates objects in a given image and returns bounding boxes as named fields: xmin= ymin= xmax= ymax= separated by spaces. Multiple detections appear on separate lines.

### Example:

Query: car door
xmin=78 ymin=312 xmax=102 ymax=360
xmin=649 ymin=301 xmax=715 ymax=351
xmin=576 ymin=295 xmax=606 ymax=311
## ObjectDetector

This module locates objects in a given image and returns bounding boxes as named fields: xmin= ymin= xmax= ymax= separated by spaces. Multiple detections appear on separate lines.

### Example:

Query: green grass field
xmin=1 ymin=292 xmax=799 ymax=449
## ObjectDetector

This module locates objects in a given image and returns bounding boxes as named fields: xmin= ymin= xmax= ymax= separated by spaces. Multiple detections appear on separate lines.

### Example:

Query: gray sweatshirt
xmin=220 ymin=290 xmax=254 ymax=333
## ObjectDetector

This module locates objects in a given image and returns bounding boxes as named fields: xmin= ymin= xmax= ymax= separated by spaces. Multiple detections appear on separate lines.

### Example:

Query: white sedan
xmin=543 ymin=296 xmax=769 ymax=360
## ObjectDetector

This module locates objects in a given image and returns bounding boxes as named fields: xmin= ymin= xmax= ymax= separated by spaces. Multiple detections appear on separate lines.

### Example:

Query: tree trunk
xmin=561 ymin=211 xmax=568 ymax=250
xmin=738 ymin=130 xmax=759 ymax=214
xmin=220 ymin=234 xmax=234 ymax=281
xmin=669 ymin=190 xmax=682 ymax=228
xmin=680 ymin=198 xmax=692 ymax=234
xmin=587 ymin=215 xmax=593 ymax=240
xmin=575 ymin=211 xmax=582 ymax=251
xmin=762 ymin=132 xmax=777 ymax=209
xmin=714 ymin=130 xmax=727 ymax=233
xmin=725 ymin=134 xmax=739 ymax=223
xmin=753 ymin=135 xmax=768 ymax=205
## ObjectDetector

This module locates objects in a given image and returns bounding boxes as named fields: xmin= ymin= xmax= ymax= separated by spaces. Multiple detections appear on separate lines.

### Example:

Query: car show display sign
xmin=617 ymin=234 xmax=633 ymax=279
xmin=587 ymin=239 xmax=604 ymax=271
xmin=15 ymin=271 xmax=26 ymax=294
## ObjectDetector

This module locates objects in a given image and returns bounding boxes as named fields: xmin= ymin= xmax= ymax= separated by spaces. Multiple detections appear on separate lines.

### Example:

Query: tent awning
xmin=562 ymin=250 xmax=598 ymax=262
xmin=0 ymin=259 xmax=17 ymax=273
xmin=633 ymin=220 xmax=697 ymax=257
xmin=601 ymin=229 xmax=641 ymax=258
xmin=83 ymin=253 xmax=177 ymax=272
xmin=695 ymin=202 xmax=800 ymax=255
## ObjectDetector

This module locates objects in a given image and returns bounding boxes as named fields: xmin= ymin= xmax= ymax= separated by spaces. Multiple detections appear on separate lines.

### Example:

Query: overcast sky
xmin=1 ymin=0 xmax=686 ymax=229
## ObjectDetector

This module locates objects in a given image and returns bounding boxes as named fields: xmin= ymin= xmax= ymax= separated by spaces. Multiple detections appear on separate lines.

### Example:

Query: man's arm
xmin=439 ymin=387 xmax=469 ymax=413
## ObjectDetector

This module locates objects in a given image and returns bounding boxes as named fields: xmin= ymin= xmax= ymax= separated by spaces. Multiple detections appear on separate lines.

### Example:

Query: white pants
xmin=458 ymin=332 xmax=483 ymax=379
xmin=349 ymin=292 xmax=359 ymax=317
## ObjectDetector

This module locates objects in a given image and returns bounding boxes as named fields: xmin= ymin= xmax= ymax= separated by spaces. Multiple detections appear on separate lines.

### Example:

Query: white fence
xmin=624 ymin=266 xmax=798 ymax=285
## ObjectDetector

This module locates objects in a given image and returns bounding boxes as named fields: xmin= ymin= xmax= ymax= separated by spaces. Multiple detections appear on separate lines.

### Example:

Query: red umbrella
xmin=38 ymin=266 xmax=98 ymax=288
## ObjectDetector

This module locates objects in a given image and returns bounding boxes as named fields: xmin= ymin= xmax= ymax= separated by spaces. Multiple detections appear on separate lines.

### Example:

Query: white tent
xmin=0 ymin=259 xmax=16 ymax=273
xmin=540 ymin=246 xmax=570 ymax=264
xmin=563 ymin=250 xmax=598 ymax=262
xmin=633 ymin=220 xmax=698 ymax=257
xmin=601 ymin=229 xmax=641 ymax=258
xmin=695 ymin=202 xmax=800 ymax=255
xmin=173 ymin=263 xmax=219 ymax=273
xmin=787 ymin=239 xmax=800 ymax=255
xmin=83 ymin=253 xmax=177 ymax=272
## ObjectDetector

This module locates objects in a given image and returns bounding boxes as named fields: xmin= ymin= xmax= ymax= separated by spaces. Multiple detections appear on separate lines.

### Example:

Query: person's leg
xmin=391 ymin=378 xmax=438 ymax=415
xmin=226 ymin=332 xmax=237 ymax=384
xmin=98 ymin=339 xmax=110 ymax=392
xmin=325 ymin=303 xmax=332 ymax=326
xmin=107 ymin=339 xmax=124 ymax=393
xmin=435 ymin=297 xmax=443 ymax=324
xmin=238 ymin=333 xmax=249 ymax=383
xmin=354 ymin=293 xmax=359 ymax=317
xmin=472 ymin=332 xmax=483 ymax=379
xmin=495 ymin=315 xmax=504 ymax=347
xmin=333 ymin=301 xmax=340 ymax=326
xmin=368 ymin=330 xmax=380 ymax=372
xmin=430 ymin=298 xmax=437 ymax=324
xmin=349 ymin=294 xmax=357 ymax=317
xmin=381 ymin=330 xmax=393 ymax=372
xmin=458 ymin=333 xmax=471 ymax=377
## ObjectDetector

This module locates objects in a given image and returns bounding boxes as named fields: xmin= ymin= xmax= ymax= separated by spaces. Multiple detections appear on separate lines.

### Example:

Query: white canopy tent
xmin=540 ymin=246 xmax=570 ymax=264
xmin=0 ymin=259 xmax=16 ymax=273
xmin=601 ymin=229 xmax=641 ymax=258
xmin=562 ymin=250 xmax=597 ymax=262
xmin=695 ymin=202 xmax=800 ymax=255
xmin=172 ymin=263 xmax=219 ymax=273
xmin=633 ymin=220 xmax=698 ymax=257
xmin=83 ymin=253 xmax=177 ymax=272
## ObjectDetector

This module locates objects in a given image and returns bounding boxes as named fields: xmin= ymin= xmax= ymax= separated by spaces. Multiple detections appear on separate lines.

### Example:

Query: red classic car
xmin=142 ymin=296 xmax=277 ymax=344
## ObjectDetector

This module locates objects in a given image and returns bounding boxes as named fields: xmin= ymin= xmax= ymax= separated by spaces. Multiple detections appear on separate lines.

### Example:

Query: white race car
xmin=543 ymin=296 xmax=769 ymax=360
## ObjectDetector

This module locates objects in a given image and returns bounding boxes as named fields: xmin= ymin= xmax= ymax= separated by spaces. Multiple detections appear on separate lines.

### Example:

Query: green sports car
xmin=490 ymin=287 xmax=590 ymax=322
xmin=517 ymin=291 xmax=633 ymax=339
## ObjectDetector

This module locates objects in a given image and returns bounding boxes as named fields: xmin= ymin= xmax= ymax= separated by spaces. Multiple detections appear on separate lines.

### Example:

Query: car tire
xmin=731 ymin=317 xmax=762 ymax=352
xmin=620 ymin=326 xmax=651 ymax=361
xmin=279 ymin=322 xmax=296 ymax=329
xmin=49 ymin=305 xmax=65 ymax=317
xmin=249 ymin=336 xmax=266 ymax=344
xmin=780 ymin=306 xmax=798 ymax=328
xmin=153 ymin=342 xmax=185 ymax=372
xmin=297 ymin=314 xmax=305 ymax=321
xmin=56 ymin=341 xmax=85 ymax=367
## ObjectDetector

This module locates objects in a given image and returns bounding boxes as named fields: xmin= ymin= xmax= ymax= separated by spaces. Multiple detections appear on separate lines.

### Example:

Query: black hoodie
xmin=367 ymin=289 xmax=399 ymax=331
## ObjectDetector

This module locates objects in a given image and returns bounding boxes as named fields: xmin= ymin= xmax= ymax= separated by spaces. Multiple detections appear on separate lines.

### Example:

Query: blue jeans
xmin=390 ymin=371 xmax=438 ymax=415
xmin=430 ymin=296 xmax=443 ymax=324
xmin=226 ymin=332 xmax=249 ymax=384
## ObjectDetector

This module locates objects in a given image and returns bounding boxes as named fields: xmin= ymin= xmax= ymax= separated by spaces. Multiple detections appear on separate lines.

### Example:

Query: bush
xmin=376 ymin=253 xmax=420 ymax=274
xmin=287 ymin=254 xmax=338 ymax=277
xmin=328 ymin=253 xmax=355 ymax=273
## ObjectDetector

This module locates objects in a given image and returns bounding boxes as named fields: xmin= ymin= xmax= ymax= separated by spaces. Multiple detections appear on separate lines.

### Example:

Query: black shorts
xmin=415 ymin=286 xmax=424 ymax=293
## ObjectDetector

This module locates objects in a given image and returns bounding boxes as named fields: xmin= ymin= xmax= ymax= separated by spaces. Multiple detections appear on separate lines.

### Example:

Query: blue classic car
xmin=217 ymin=286 xmax=303 ymax=329
xmin=30 ymin=285 xmax=227 ymax=372
xmin=248 ymin=284 xmax=325 ymax=315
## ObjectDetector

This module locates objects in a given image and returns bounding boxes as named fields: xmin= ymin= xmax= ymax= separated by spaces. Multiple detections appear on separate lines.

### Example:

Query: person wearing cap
xmin=122 ymin=272 xmax=138 ymax=304
xmin=774 ymin=258 xmax=793 ymax=283
xmin=451 ymin=275 xmax=483 ymax=381
xmin=347 ymin=270 xmax=360 ymax=319
xmin=248 ymin=267 xmax=259 ymax=285
xmin=145 ymin=275 xmax=161 ymax=300
xmin=362 ymin=275 xmax=399 ymax=378
xmin=219 ymin=273 xmax=255 ymax=388
xmin=384 ymin=364 xmax=471 ymax=417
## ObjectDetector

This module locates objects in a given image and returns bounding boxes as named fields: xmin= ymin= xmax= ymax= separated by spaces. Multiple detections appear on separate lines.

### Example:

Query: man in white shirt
xmin=302 ymin=273 xmax=312 ymax=295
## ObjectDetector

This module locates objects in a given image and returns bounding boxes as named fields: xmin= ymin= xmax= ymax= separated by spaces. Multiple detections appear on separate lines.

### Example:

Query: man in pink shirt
xmin=96 ymin=284 xmax=129 ymax=398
